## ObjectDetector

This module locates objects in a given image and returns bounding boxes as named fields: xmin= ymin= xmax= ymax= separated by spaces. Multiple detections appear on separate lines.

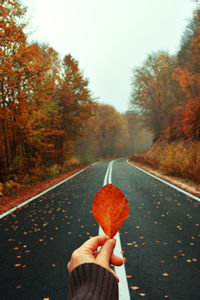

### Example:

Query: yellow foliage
xmin=130 ymin=140 xmax=200 ymax=184
xmin=45 ymin=164 xmax=61 ymax=177
xmin=63 ymin=157 xmax=81 ymax=170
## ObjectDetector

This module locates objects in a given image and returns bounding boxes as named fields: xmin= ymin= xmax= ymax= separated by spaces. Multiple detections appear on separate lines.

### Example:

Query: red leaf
xmin=92 ymin=184 xmax=129 ymax=238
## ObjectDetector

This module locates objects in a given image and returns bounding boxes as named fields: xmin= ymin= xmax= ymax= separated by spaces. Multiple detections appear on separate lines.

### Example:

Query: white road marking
xmin=0 ymin=167 xmax=88 ymax=220
xmin=108 ymin=160 xmax=114 ymax=184
xmin=127 ymin=160 xmax=200 ymax=203
xmin=103 ymin=160 xmax=112 ymax=186
xmin=91 ymin=161 xmax=101 ymax=166
xmin=99 ymin=160 xmax=130 ymax=300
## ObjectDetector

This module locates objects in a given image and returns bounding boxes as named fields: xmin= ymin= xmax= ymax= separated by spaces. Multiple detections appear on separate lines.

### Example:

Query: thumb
xmin=97 ymin=239 xmax=116 ymax=267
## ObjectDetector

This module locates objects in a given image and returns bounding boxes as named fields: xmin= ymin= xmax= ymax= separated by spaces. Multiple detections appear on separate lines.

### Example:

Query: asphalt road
xmin=0 ymin=158 xmax=199 ymax=300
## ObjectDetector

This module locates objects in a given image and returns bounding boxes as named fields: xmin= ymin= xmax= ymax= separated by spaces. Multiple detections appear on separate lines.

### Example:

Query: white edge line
xmin=0 ymin=167 xmax=88 ymax=220
xmin=91 ymin=161 xmax=100 ymax=166
xmin=127 ymin=160 xmax=200 ymax=203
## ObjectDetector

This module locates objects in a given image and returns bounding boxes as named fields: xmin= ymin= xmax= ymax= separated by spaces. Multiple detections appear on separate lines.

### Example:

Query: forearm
xmin=67 ymin=263 xmax=118 ymax=300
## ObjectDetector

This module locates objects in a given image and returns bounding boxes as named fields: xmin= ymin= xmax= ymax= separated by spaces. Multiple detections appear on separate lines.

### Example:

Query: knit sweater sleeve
xmin=67 ymin=263 xmax=119 ymax=300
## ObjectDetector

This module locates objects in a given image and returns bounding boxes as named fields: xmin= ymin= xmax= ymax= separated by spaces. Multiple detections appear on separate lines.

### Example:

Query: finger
xmin=97 ymin=239 xmax=116 ymax=267
xmin=79 ymin=235 xmax=109 ymax=253
xmin=110 ymin=254 xmax=123 ymax=266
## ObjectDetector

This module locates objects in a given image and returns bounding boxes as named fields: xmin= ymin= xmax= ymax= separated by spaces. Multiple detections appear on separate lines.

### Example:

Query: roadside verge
xmin=0 ymin=167 xmax=88 ymax=217
xmin=128 ymin=160 xmax=200 ymax=201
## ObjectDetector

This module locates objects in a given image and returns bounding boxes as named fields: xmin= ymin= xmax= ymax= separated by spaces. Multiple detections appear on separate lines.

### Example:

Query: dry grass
xmin=130 ymin=140 xmax=200 ymax=184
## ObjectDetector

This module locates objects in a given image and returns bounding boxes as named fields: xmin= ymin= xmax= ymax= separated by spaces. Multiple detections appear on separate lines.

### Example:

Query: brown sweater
xmin=67 ymin=263 xmax=119 ymax=300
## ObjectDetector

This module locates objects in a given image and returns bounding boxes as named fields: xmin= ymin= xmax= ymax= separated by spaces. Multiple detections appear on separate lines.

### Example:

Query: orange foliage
xmin=182 ymin=98 xmax=200 ymax=138
xmin=0 ymin=1 xmax=96 ymax=192
xmin=130 ymin=8 xmax=200 ymax=143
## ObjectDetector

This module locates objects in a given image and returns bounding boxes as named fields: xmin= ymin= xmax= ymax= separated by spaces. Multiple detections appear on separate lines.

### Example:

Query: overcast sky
xmin=23 ymin=0 xmax=196 ymax=113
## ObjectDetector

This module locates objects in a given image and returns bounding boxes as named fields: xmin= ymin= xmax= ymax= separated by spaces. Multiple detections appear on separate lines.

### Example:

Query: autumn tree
xmin=94 ymin=105 xmax=130 ymax=158
xmin=76 ymin=104 xmax=130 ymax=159
xmin=0 ymin=0 xmax=97 ymax=189
xmin=19 ymin=44 xmax=64 ymax=172
xmin=0 ymin=4 xmax=64 ymax=182
xmin=58 ymin=54 xmax=96 ymax=162
xmin=130 ymin=52 xmax=183 ymax=141
xmin=175 ymin=8 xmax=200 ymax=139
xmin=125 ymin=111 xmax=152 ymax=153
xmin=0 ymin=0 xmax=30 ymax=183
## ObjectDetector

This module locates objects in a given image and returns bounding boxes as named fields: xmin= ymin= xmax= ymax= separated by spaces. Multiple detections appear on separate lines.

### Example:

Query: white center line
xmin=99 ymin=160 xmax=130 ymax=300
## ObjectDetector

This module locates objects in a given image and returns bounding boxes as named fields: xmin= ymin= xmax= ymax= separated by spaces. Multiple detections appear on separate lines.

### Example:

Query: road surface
xmin=0 ymin=158 xmax=200 ymax=299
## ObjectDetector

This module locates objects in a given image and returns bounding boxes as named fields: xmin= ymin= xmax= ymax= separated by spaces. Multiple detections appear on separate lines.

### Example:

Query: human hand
xmin=67 ymin=235 xmax=123 ymax=282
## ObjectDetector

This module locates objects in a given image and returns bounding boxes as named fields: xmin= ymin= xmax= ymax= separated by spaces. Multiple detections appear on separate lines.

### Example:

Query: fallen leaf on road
xmin=131 ymin=286 xmax=139 ymax=290
xmin=14 ymin=264 xmax=21 ymax=267
xmin=92 ymin=184 xmax=129 ymax=238
xmin=192 ymin=258 xmax=197 ymax=262
xmin=16 ymin=285 xmax=22 ymax=289
xmin=139 ymin=293 xmax=146 ymax=297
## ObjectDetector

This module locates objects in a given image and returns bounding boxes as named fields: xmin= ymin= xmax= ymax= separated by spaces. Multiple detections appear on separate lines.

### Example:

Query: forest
xmin=129 ymin=5 xmax=200 ymax=184
xmin=0 ymin=0 xmax=199 ymax=198
xmin=0 ymin=0 xmax=150 ymax=196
